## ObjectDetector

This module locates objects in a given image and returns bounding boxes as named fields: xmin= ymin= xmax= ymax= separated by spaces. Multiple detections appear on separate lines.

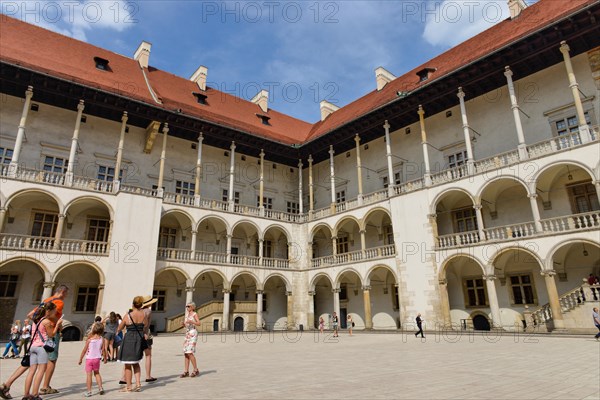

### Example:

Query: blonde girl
xmin=78 ymin=322 xmax=106 ymax=397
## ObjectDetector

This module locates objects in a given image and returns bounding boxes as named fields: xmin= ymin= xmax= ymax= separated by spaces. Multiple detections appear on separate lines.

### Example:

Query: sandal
xmin=0 ymin=384 xmax=12 ymax=400
xmin=179 ymin=372 xmax=189 ymax=378
xmin=118 ymin=387 xmax=132 ymax=393
xmin=133 ymin=386 xmax=141 ymax=393
xmin=190 ymin=370 xmax=200 ymax=378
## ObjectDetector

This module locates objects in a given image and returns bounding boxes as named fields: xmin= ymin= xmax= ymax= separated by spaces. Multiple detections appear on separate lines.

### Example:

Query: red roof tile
xmin=0 ymin=0 xmax=594 ymax=145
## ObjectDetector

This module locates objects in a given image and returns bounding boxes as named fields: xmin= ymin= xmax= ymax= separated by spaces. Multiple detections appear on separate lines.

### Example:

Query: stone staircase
xmin=164 ymin=300 xmax=257 ymax=332
xmin=530 ymin=282 xmax=600 ymax=333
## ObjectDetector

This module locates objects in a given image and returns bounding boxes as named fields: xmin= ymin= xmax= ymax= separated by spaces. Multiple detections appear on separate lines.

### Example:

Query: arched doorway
xmin=263 ymin=275 xmax=289 ymax=329
xmin=472 ymin=314 xmax=491 ymax=331
xmin=337 ymin=270 xmax=364 ymax=329
xmin=153 ymin=268 xmax=188 ymax=332
xmin=367 ymin=266 xmax=398 ymax=329
xmin=233 ymin=316 xmax=244 ymax=332
xmin=312 ymin=274 xmax=333 ymax=329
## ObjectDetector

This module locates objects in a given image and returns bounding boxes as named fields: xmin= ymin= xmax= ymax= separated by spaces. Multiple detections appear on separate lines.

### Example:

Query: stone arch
xmin=161 ymin=209 xmax=195 ymax=230
xmin=5 ymin=188 xmax=64 ymax=212
xmin=533 ymin=160 xmax=597 ymax=185
xmin=196 ymin=214 xmax=230 ymax=233
xmin=0 ymin=256 xmax=50 ymax=280
xmin=64 ymin=196 xmax=114 ymax=220
xmin=263 ymin=272 xmax=292 ymax=292
xmin=476 ymin=175 xmax=532 ymax=199
xmin=192 ymin=268 xmax=229 ymax=289
xmin=488 ymin=246 xmax=544 ymax=272
xmin=333 ymin=216 xmax=361 ymax=237
xmin=365 ymin=264 xmax=398 ymax=285
xmin=439 ymin=253 xmax=487 ymax=280
xmin=309 ymin=223 xmax=334 ymax=242
xmin=262 ymin=223 xmax=292 ymax=243
xmin=361 ymin=207 xmax=392 ymax=231
xmin=544 ymin=238 xmax=600 ymax=274
xmin=52 ymin=260 xmax=106 ymax=284
xmin=230 ymin=271 xmax=260 ymax=288
xmin=310 ymin=272 xmax=334 ymax=292
xmin=231 ymin=219 xmax=261 ymax=238
xmin=334 ymin=268 xmax=364 ymax=288
xmin=431 ymin=187 xmax=476 ymax=214
xmin=156 ymin=266 xmax=191 ymax=282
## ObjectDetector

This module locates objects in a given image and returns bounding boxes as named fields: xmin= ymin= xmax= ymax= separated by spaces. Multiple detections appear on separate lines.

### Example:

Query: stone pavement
xmin=1 ymin=331 xmax=599 ymax=399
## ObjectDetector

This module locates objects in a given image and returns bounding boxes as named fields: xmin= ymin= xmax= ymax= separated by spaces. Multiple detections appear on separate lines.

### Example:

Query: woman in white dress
xmin=180 ymin=302 xmax=201 ymax=378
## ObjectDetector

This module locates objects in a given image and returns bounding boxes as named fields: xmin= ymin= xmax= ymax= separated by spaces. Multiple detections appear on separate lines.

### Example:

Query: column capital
xmin=359 ymin=229 xmax=366 ymax=234
xmin=541 ymin=270 xmax=556 ymax=277
xmin=457 ymin=87 xmax=465 ymax=99
xmin=259 ymin=149 xmax=264 ymax=158
xmin=332 ymin=288 xmax=341 ymax=294
xmin=528 ymin=193 xmax=538 ymax=199
xmin=482 ymin=274 xmax=497 ymax=281
xmin=427 ymin=213 xmax=437 ymax=219
xmin=331 ymin=236 xmax=338 ymax=241
xmin=230 ymin=141 xmax=236 ymax=151
xmin=286 ymin=291 xmax=293 ymax=296
xmin=58 ymin=213 xmax=66 ymax=219
xmin=473 ymin=204 xmax=482 ymax=210
xmin=308 ymin=154 xmax=313 ymax=164
xmin=504 ymin=65 xmax=513 ymax=77
xmin=198 ymin=132 xmax=204 ymax=142
xmin=25 ymin=85 xmax=34 ymax=98
xmin=362 ymin=285 xmax=371 ymax=291
xmin=383 ymin=120 xmax=390 ymax=130
xmin=438 ymin=279 xmax=448 ymax=286
xmin=222 ymin=288 xmax=231 ymax=294
xmin=162 ymin=122 xmax=169 ymax=134
xmin=559 ymin=40 xmax=570 ymax=54
xmin=185 ymin=286 xmax=195 ymax=292
xmin=191 ymin=229 xmax=198 ymax=235
xmin=121 ymin=111 xmax=128 ymax=122
xmin=308 ymin=290 xmax=316 ymax=296
xmin=354 ymin=134 xmax=361 ymax=144
xmin=97 ymin=284 xmax=105 ymax=290
xmin=418 ymin=104 xmax=425 ymax=116
xmin=298 ymin=159 xmax=303 ymax=168
xmin=258 ymin=238 xmax=264 ymax=243
xmin=329 ymin=145 xmax=334 ymax=156
xmin=43 ymin=281 xmax=56 ymax=289
xmin=76 ymin=99 xmax=85 ymax=111
xmin=226 ymin=234 xmax=233 ymax=239
xmin=256 ymin=290 xmax=264 ymax=295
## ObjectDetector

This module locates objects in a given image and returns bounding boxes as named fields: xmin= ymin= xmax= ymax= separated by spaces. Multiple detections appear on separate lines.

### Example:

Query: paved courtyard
xmin=1 ymin=331 xmax=599 ymax=399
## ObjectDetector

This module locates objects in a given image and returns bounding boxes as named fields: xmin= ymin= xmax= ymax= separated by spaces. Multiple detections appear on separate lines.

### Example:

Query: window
xmin=453 ymin=207 xmax=478 ymax=233
xmin=152 ymin=289 xmax=166 ymax=312
xmin=0 ymin=274 xmax=18 ymax=297
xmin=43 ymin=156 xmax=68 ymax=174
xmin=264 ymin=240 xmax=272 ymax=258
xmin=94 ymin=56 xmax=109 ymax=71
xmin=257 ymin=196 xmax=273 ymax=209
xmin=383 ymin=172 xmax=402 ymax=189
xmin=337 ymin=236 xmax=349 ymax=254
xmin=0 ymin=147 xmax=13 ymax=164
xmin=97 ymin=166 xmax=123 ymax=182
xmin=555 ymin=112 xmax=591 ymax=147
xmin=312 ymin=242 xmax=318 ymax=258
xmin=193 ymin=92 xmax=207 ymax=105
xmin=176 ymin=180 xmax=195 ymax=196
xmin=222 ymin=189 xmax=240 ymax=204
xmin=464 ymin=278 xmax=487 ymax=307
xmin=510 ymin=274 xmax=536 ymax=305
xmin=567 ymin=181 xmax=599 ymax=214
xmin=158 ymin=227 xmax=177 ymax=248
xmin=393 ymin=286 xmax=399 ymax=310
xmin=340 ymin=284 xmax=348 ymax=300
xmin=287 ymin=201 xmax=299 ymax=214
xmin=336 ymin=190 xmax=346 ymax=203
xmin=31 ymin=212 xmax=58 ymax=237
xmin=75 ymin=286 xmax=98 ymax=312
xmin=448 ymin=150 xmax=468 ymax=169
xmin=87 ymin=218 xmax=110 ymax=242
xmin=383 ymin=225 xmax=394 ymax=245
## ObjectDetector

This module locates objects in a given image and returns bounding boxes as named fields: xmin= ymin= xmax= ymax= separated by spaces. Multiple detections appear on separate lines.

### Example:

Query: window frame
xmin=74 ymin=286 xmax=98 ymax=313
xmin=462 ymin=276 xmax=488 ymax=308
xmin=175 ymin=180 xmax=196 ymax=196
xmin=452 ymin=207 xmax=478 ymax=233
xmin=30 ymin=210 xmax=59 ymax=237
xmin=158 ymin=226 xmax=177 ymax=248
xmin=0 ymin=274 xmax=19 ymax=298
xmin=152 ymin=289 xmax=167 ymax=312
xmin=508 ymin=272 xmax=538 ymax=306
xmin=566 ymin=180 xmax=599 ymax=214
xmin=0 ymin=147 xmax=13 ymax=164
xmin=86 ymin=217 xmax=111 ymax=242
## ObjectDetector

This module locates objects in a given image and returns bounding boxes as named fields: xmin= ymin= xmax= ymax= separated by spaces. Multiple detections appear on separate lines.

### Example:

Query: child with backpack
xmin=78 ymin=322 xmax=107 ymax=397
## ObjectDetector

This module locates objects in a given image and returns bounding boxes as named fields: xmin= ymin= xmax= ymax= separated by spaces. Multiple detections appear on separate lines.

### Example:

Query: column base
xmin=517 ymin=143 xmax=529 ymax=160
xmin=579 ymin=125 xmax=592 ymax=143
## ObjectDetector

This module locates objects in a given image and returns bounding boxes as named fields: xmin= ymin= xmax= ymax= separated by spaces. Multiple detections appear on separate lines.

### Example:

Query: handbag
xmin=37 ymin=323 xmax=55 ymax=353
xmin=21 ymin=321 xmax=41 ymax=367
xmin=352 ymin=322 xmax=355 ymax=327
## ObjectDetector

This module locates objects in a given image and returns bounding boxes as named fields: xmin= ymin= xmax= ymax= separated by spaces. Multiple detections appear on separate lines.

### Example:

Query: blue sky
xmin=2 ymin=0 xmax=528 ymax=122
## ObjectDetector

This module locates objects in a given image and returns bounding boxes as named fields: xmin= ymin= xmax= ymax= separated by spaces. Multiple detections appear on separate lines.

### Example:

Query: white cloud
xmin=2 ymin=0 xmax=136 ymax=41
xmin=422 ymin=0 xmax=510 ymax=47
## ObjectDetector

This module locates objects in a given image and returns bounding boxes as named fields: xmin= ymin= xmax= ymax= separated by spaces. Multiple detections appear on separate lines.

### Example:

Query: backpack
xmin=30 ymin=301 xmax=49 ymax=324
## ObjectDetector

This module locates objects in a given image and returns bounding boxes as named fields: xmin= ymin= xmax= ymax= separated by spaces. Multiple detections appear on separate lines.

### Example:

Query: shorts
xmin=47 ymin=333 xmax=60 ymax=361
xmin=30 ymin=346 xmax=48 ymax=365
xmin=85 ymin=358 xmax=101 ymax=373
xmin=103 ymin=332 xmax=115 ymax=342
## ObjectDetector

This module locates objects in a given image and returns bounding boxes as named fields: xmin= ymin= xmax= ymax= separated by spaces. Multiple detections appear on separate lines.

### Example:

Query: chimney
xmin=375 ymin=67 xmax=396 ymax=91
xmin=320 ymin=100 xmax=340 ymax=121
xmin=134 ymin=41 xmax=151 ymax=68
xmin=190 ymin=66 xmax=208 ymax=91
xmin=251 ymin=89 xmax=269 ymax=113
xmin=508 ymin=0 xmax=527 ymax=19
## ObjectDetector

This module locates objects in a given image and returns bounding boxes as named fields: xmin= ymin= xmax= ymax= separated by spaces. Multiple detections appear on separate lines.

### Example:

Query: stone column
xmin=308 ymin=291 xmax=315 ymax=330
xmin=329 ymin=145 xmax=336 ymax=213
xmin=286 ymin=291 xmax=294 ymax=329
xmin=418 ymin=105 xmax=432 ymax=186
xmin=438 ymin=279 xmax=451 ymax=327
xmin=298 ymin=159 xmax=303 ymax=214
xmin=185 ymin=286 xmax=194 ymax=305
xmin=42 ymin=281 xmax=55 ymax=300
xmin=504 ymin=67 xmax=528 ymax=160
xmin=226 ymin=234 xmax=232 ymax=263
xmin=473 ymin=204 xmax=486 ymax=241
xmin=228 ymin=141 xmax=236 ymax=212
xmin=113 ymin=111 xmax=128 ymax=192
xmin=53 ymin=214 xmax=65 ymax=250
xmin=222 ymin=289 xmax=231 ymax=331
xmin=457 ymin=87 xmax=475 ymax=174
xmin=0 ymin=207 xmax=6 ymax=233
xmin=560 ymin=41 xmax=592 ymax=142
xmin=194 ymin=133 xmax=204 ymax=205
xmin=333 ymin=288 xmax=341 ymax=324
xmin=156 ymin=123 xmax=169 ymax=197
xmin=65 ymin=100 xmax=85 ymax=186
xmin=256 ymin=290 xmax=263 ymax=330
xmin=384 ymin=120 xmax=395 ymax=196
xmin=483 ymin=274 xmax=501 ymax=329
xmin=595 ymin=181 xmax=600 ymax=206
xmin=355 ymin=135 xmax=364 ymax=204
xmin=359 ymin=229 xmax=366 ymax=256
xmin=331 ymin=237 xmax=337 ymax=256
xmin=258 ymin=239 xmax=264 ymax=265
xmin=190 ymin=230 xmax=197 ymax=253
xmin=395 ymin=283 xmax=402 ymax=328
xmin=95 ymin=284 xmax=105 ymax=315
xmin=363 ymin=286 xmax=373 ymax=330
xmin=10 ymin=85 xmax=34 ymax=175
xmin=259 ymin=149 xmax=265 ymax=216
xmin=528 ymin=193 xmax=543 ymax=233
xmin=541 ymin=270 xmax=565 ymax=330
xmin=308 ymin=155 xmax=314 ymax=214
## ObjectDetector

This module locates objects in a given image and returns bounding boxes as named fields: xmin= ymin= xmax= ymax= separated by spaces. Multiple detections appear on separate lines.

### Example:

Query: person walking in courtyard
xmin=181 ymin=302 xmax=200 ymax=378
xmin=332 ymin=312 xmax=339 ymax=338
xmin=415 ymin=313 xmax=425 ymax=338
xmin=141 ymin=296 xmax=157 ymax=383
xmin=319 ymin=316 xmax=325 ymax=334
xmin=18 ymin=319 xmax=32 ymax=359
xmin=117 ymin=296 xmax=148 ymax=392
xmin=78 ymin=322 xmax=106 ymax=397
xmin=1 ymin=321 xmax=21 ymax=359
xmin=347 ymin=315 xmax=353 ymax=336
xmin=593 ymin=307 xmax=600 ymax=341
xmin=102 ymin=312 xmax=118 ymax=362
xmin=34 ymin=284 xmax=69 ymax=396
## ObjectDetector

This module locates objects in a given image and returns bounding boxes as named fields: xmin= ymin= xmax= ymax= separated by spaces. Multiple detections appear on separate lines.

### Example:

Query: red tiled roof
xmin=0 ymin=0 xmax=594 ymax=145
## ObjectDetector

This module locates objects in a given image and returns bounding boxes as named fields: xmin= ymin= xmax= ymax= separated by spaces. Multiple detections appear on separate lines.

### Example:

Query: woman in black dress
xmin=117 ymin=296 xmax=148 ymax=392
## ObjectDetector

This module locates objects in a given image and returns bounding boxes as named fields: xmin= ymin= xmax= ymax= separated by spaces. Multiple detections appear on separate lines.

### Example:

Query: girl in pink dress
xmin=78 ymin=323 xmax=107 ymax=397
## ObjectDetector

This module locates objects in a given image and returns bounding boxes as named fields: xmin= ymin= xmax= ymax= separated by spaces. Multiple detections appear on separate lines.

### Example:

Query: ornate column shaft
xmin=529 ymin=193 xmax=543 ymax=232
xmin=42 ymin=281 xmax=55 ymax=300
xmin=418 ymin=105 xmax=432 ymax=186
xmin=10 ymin=86 xmax=34 ymax=172
xmin=0 ymin=208 xmax=6 ymax=233
xmin=222 ymin=289 xmax=231 ymax=331
xmin=258 ymin=238 xmax=264 ymax=265
xmin=157 ymin=123 xmax=169 ymax=197
xmin=194 ymin=133 xmax=204 ymax=203
xmin=355 ymin=135 xmax=363 ymax=203
xmin=332 ymin=236 xmax=337 ymax=256
xmin=329 ymin=146 xmax=336 ymax=213
xmin=65 ymin=100 xmax=85 ymax=185
xmin=483 ymin=274 xmax=501 ymax=328
xmin=473 ymin=204 xmax=486 ymax=241
xmin=504 ymin=67 xmax=528 ymax=160
xmin=438 ymin=279 xmax=451 ymax=327
xmin=259 ymin=149 xmax=265 ymax=216
xmin=185 ymin=286 xmax=195 ymax=305
xmin=286 ymin=291 xmax=294 ymax=329
xmin=560 ymin=41 xmax=591 ymax=142
xmin=363 ymin=286 xmax=373 ymax=330
xmin=298 ymin=160 xmax=303 ymax=214
xmin=53 ymin=214 xmax=66 ymax=250
xmin=384 ymin=120 xmax=395 ymax=196
xmin=333 ymin=288 xmax=341 ymax=326
xmin=190 ymin=230 xmax=198 ymax=253
xmin=457 ymin=87 xmax=475 ymax=174
xmin=542 ymin=271 xmax=565 ymax=329
xmin=228 ymin=141 xmax=236 ymax=211
xmin=256 ymin=290 xmax=264 ymax=329
xmin=226 ymin=234 xmax=233 ymax=263
xmin=308 ymin=155 xmax=314 ymax=213
xmin=308 ymin=291 xmax=315 ymax=330
xmin=359 ymin=229 xmax=366 ymax=256
xmin=113 ymin=111 xmax=128 ymax=192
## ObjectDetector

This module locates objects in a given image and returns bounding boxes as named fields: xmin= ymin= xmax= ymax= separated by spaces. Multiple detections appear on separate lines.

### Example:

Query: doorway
xmin=473 ymin=314 xmax=491 ymax=331
xmin=234 ymin=316 xmax=244 ymax=331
